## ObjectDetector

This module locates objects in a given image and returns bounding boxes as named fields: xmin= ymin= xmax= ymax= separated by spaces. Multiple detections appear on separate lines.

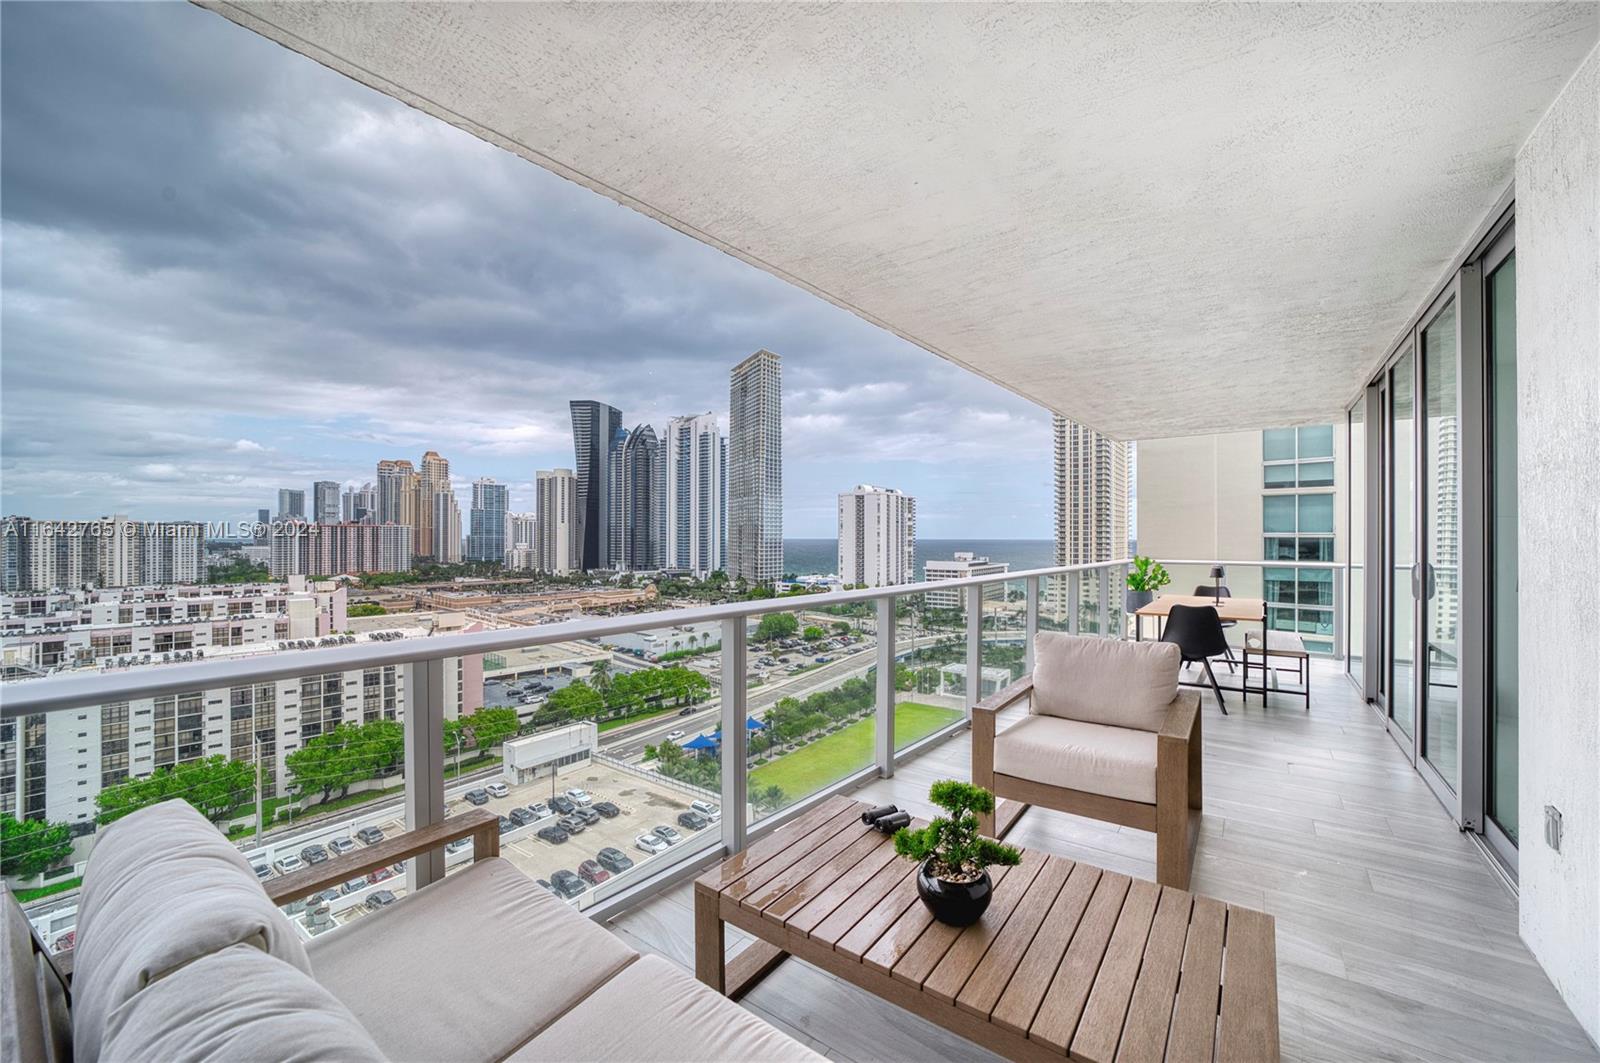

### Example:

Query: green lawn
xmin=749 ymin=702 xmax=963 ymax=800
xmin=13 ymin=877 xmax=82 ymax=903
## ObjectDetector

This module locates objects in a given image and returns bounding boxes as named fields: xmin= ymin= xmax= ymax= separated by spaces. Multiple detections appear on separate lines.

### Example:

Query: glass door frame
xmin=1473 ymin=222 xmax=1517 ymax=873
xmin=1373 ymin=348 xmax=1416 ymax=760
xmin=1414 ymin=280 xmax=1468 ymax=822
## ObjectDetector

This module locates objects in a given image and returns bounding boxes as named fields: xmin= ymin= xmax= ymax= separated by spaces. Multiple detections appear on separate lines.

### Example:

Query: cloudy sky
xmin=1 ymin=2 xmax=1053 ymax=539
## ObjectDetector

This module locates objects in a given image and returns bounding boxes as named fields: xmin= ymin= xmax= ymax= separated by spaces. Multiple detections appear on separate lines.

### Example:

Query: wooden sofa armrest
xmin=266 ymin=808 xmax=500 ymax=906
xmin=973 ymin=674 xmax=1034 ymax=717
xmin=1157 ymin=689 xmax=1200 ymax=743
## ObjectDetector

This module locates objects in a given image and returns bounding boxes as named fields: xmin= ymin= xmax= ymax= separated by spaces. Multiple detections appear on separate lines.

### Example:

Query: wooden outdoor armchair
xmin=972 ymin=633 xmax=1203 ymax=888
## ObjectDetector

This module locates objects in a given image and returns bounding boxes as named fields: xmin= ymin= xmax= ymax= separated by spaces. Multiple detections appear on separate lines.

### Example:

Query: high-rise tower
xmin=569 ymin=401 xmax=623 ymax=571
xmin=728 ymin=350 xmax=782 ymax=584
xmin=665 ymin=413 xmax=725 ymax=577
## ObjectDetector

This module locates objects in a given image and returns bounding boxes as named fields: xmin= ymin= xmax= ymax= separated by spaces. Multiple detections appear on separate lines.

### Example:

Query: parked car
xmin=526 ymin=801 xmax=550 ymax=819
xmin=550 ymin=795 xmax=576 ymax=815
xmin=498 ymin=815 xmax=515 ymax=834
xmin=463 ymin=788 xmax=490 ymax=806
xmin=635 ymin=833 xmax=668 ymax=855
xmin=577 ymin=859 xmax=611 ymax=885
xmin=445 ymin=837 xmax=471 ymax=854
xmin=365 ymin=890 xmax=397 ymax=910
xmin=251 ymin=862 xmax=272 ymax=880
xmin=558 ymin=814 xmax=586 ymax=835
xmin=565 ymin=788 xmax=593 ymax=806
xmin=652 ymin=825 xmax=682 ymax=846
xmin=596 ymin=847 xmax=634 ymax=874
xmin=340 ymin=877 xmax=368 ymax=895
xmin=316 ymin=888 xmax=342 ymax=904
xmin=536 ymin=879 xmax=558 ymax=897
xmin=592 ymin=801 xmax=621 ymax=818
xmin=355 ymin=825 xmax=385 ymax=845
xmin=549 ymin=869 xmax=588 ymax=899
xmin=328 ymin=837 xmax=356 ymax=856
xmin=485 ymin=781 xmax=510 ymax=799
xmin=368 ymin=865 xmax=395 ymax=884
xmin=537 ymin=825 xmax=570 ymax=844
xmin=575 ymin=806 xmax=601 ymax=826
xmin=509 ymin=806 xmax=538 ymax=826
xmin=272 ymin=854 xmax=304 ymax=875
xmin=690 ymin=799 xmax=720 ymax=821
xmin=300 ymin=844 xmax=329 ymax=865
xmin=677 ymin=706 xmax=695 ymax=717
xmin=666 ymin=730 xmax=686 ymax=741
xmin=677 ymin=810 xmax=709 ymax=831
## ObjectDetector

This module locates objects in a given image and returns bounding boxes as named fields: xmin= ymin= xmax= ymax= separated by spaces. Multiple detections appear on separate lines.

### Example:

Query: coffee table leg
xmin=694 ymin=884 xmax=725 ymax=993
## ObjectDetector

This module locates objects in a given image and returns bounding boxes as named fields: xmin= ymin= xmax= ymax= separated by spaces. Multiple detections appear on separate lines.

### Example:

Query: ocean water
xmin=783 ymin=538 xmax=1055 ymax=578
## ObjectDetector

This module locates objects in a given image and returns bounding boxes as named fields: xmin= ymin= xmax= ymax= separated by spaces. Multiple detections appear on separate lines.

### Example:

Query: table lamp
xmin=1209 ymin=565 xmax=1226 ymax=603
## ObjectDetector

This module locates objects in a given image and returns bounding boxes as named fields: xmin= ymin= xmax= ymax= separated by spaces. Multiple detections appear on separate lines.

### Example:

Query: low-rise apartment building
xmin=923 ymin=551 xmax=1008 ymax=612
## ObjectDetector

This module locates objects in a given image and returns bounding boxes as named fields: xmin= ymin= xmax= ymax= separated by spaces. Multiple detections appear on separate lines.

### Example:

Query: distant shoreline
xmin=782 ymin=537 xmax=1054 ymax=578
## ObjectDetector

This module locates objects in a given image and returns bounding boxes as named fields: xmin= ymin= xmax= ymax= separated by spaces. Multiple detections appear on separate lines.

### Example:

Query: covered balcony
xmin=5 ymin=4 xmax=1598 ymax=1062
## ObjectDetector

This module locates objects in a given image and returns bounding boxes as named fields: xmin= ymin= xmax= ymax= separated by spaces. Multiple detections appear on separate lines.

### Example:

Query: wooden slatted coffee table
xmin=695 ymin=795 xmax=1278 ymax=1062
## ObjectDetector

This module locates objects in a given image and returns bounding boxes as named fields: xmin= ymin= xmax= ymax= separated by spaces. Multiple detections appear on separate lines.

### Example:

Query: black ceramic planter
xmin=1125 ymin=588 xmax=1154 ymax=614
xmin=916 ymin=858 xmax=993 ymax=927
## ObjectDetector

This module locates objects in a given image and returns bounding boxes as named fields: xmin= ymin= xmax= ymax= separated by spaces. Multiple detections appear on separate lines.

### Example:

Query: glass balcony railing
xmin=3 ymin=556 xmax=1344 ymax=947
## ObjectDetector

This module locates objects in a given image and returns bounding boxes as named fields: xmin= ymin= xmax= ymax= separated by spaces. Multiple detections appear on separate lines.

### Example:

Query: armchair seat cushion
xmin=993 ymin=714 xmax=1158 ymax=804
xmin=308 ymin=856 xmax=638 ymax=1063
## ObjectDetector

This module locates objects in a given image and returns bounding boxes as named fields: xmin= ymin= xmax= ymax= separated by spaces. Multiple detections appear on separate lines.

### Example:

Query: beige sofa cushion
xmin=1031 ymin=632 xmax=1180 ymax=732
xmin=72 ymin=799 xmax=312 ymax=1063
xmin=100 ymin=943 xmax=385 ymax=1063
xmin=994 ymin=714 xmax=1158 ymax=803
xmin=509 ymin=954 xmax=823 ymax=1062
xmin=309 ymin=856 xmax=637 ymax=1062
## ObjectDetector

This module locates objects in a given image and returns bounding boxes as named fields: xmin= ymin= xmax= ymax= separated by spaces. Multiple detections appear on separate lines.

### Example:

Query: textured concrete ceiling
xmin=203 ymin=2 xmax=1597 ymax=439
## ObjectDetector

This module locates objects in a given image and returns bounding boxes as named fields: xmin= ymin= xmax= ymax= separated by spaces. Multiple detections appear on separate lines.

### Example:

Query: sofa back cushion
xmin=73 ymin=800 xmax=313 ymax=1063
xmin=1031 ymin=632 xmax=1180 ymax=732
xmin=100 ymin=943 xmax=385 ymax=1063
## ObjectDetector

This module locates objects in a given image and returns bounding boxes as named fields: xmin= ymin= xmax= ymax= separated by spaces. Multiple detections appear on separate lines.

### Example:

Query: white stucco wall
xmin=1514 ymin=43 xmax=1599 ymax=1045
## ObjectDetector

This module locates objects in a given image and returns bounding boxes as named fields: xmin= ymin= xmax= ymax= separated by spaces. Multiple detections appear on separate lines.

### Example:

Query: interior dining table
xmin=1133 ymin=593 xmax=1270 ymax=705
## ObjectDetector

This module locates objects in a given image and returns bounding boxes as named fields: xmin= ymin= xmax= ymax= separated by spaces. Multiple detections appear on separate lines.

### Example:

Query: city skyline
xmin=0 ymin=3 xmax=1053 ymax=539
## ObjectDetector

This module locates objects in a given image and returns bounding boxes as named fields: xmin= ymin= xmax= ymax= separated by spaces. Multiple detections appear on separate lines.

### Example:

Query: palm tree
xmin=590 ymin=660 xmax=613 ymax=700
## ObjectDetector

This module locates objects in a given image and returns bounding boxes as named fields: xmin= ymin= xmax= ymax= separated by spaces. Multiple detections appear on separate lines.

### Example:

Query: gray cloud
xmin=1 ymin=1 xmax=1052 ymax=537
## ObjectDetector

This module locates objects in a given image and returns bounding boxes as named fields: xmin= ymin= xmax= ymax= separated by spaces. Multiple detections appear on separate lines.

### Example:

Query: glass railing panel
xmin=980 ymin=579 xmax=1028 ymax=686
xmin=744 ymin=604 xmax=880 ymax=825
xmin=891 ymin=591 xmax=967 ymax=752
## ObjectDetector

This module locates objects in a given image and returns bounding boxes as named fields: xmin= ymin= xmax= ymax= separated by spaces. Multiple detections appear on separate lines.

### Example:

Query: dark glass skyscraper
xmin=569 ymin=400 xmax=622 ymax=571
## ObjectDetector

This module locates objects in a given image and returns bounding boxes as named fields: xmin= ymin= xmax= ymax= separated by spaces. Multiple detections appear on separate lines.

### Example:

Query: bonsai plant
xmin=1124 ymin=555 xmax=1171 ymax=614
xmin=893 ymin=780 xmax=1021 ymax=926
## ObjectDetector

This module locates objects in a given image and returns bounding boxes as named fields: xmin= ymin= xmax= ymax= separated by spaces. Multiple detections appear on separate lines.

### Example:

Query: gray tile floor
xmin=606 ymin=662 xmax=1598 ymax=1062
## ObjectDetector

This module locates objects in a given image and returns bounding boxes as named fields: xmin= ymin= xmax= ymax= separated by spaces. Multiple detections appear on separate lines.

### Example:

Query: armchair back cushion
xmin=72 ymin=800 xmax=312 ymax=1063
xmin=1031 ymin=632 xmax=1181 ymax=732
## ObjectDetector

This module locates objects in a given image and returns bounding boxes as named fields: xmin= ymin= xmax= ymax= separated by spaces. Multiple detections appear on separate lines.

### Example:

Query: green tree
xmin=752 ymin=785 xmax=787 ymax=814
xmin=1 ymin=814 xmax=74 ymax=877
xmin=832 ymin=621 xmax=852 ymax=636
xmin=461 ymin=706 xmax=519 ymax=750
xmin=96 ymin=755 xmax=256 ymax=827
xmin=547 ymin=680 xmax=604 ymax=721
xmin=285 ymin=720 xmax=403 ymax=805
xmin=754 ymin=612 xmax=799 ymax=642
xmin=590 ymin=660 xmax=613 ymax=696
xmin=347 ymin=602 xmax=388 ymax=617
xmin=802 ymin=625 xmax=825 ymax=641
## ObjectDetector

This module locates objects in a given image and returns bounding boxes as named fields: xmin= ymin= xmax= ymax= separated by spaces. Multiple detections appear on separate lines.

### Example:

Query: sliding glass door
xmin=1361 ymin=210 xmax=1518 ymax=866
xmin=1421 ymin=296 xmax=1461 ymax=796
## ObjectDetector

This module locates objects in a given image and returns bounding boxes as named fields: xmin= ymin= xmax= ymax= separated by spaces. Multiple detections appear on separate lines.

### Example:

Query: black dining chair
xmin=1161 ymin=603 xmax=1231 ymax=713
xmin=1191 ymin=584 xmax=1240 ymax=673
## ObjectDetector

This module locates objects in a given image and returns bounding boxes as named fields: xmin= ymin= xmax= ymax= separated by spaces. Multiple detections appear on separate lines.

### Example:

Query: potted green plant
xmin=1125 ymin=555 xmax=1170 ymax=615
xmin=893 ymin=780 xmax=1021 ymax=926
